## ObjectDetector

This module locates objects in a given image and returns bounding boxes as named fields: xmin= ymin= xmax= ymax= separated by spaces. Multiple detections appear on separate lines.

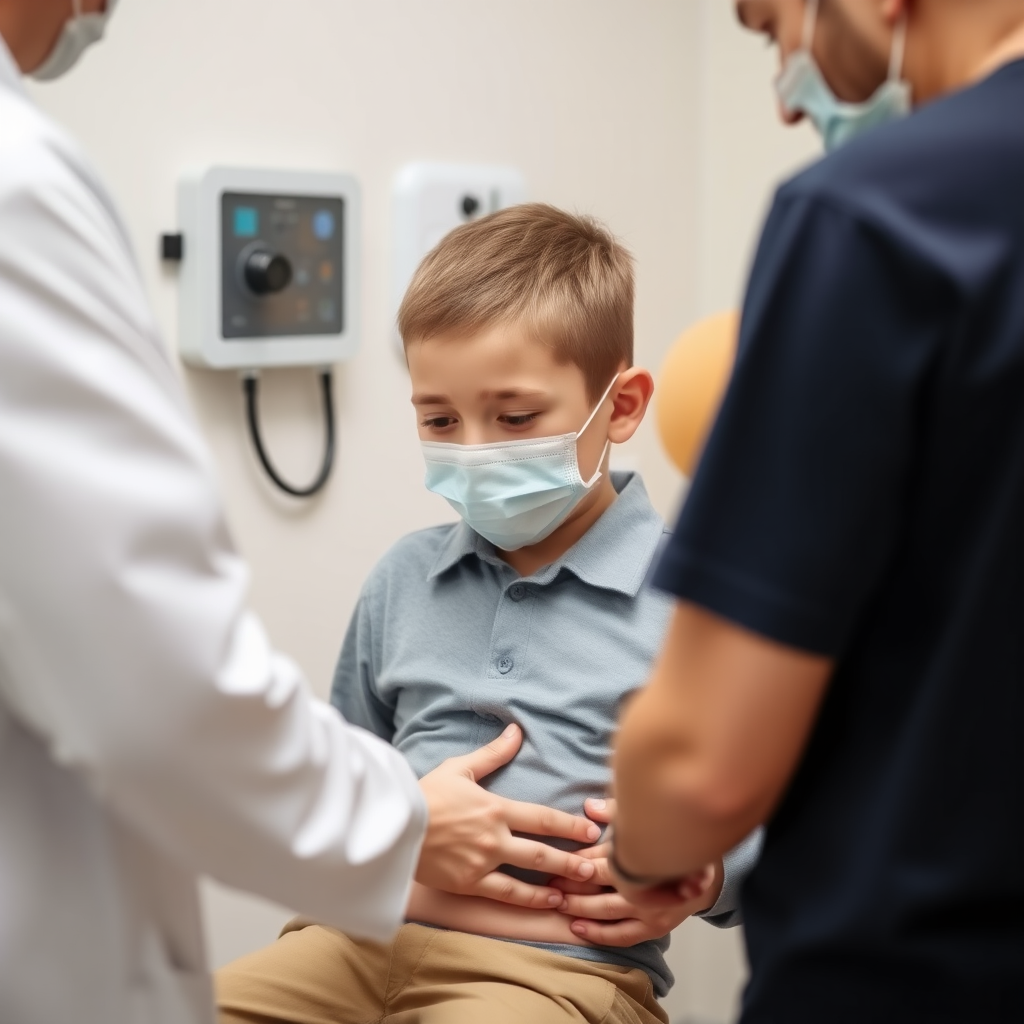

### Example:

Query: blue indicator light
xmin=312 ymin=209 xmax=335 ymax=241
xmin=233 ymin=207 xmax=259 ymax=238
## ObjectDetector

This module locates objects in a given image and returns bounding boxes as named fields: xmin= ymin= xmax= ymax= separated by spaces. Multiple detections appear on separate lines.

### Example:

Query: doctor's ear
xmin=607 ymin=368 xmax=655 ymax=445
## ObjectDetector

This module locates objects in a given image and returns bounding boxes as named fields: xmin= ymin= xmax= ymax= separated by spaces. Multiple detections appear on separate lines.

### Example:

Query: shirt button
xmin=509 ymin=585 xmax=526 ymax=601
xmin=497 ymin=656 xmax=514 ymax=674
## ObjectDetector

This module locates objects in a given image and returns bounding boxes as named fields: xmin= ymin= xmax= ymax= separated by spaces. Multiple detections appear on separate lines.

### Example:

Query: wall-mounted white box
xmin=392 ymin=162 xmax=527 ymax=354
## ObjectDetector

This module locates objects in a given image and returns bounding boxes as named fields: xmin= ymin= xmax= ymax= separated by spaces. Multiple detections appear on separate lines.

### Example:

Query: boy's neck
xmin=498 ymin=473 xmax=619 ymax=578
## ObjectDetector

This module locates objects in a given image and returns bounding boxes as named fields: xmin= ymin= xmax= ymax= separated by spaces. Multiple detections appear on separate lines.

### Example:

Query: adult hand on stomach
xmin=551 ymin=798 xmax=723 ymax=946
xmin=416 ymin=723 xmax=600 ymax=909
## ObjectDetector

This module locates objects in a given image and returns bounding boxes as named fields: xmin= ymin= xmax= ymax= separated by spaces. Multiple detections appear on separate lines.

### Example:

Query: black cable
xmin=242 ymin=369 xmax=335 ymax=498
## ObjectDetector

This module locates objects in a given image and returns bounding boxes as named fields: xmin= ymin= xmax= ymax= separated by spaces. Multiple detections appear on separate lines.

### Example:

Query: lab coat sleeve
xmin=0 ymin=117 xmax=425 ymax=941
xmin=329 ymin=582 xmax=398 ymax=742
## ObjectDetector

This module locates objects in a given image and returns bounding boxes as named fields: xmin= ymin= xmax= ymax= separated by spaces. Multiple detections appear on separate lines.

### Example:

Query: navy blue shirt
xmin=655 ymin=61 xmax=1024 ymax=1023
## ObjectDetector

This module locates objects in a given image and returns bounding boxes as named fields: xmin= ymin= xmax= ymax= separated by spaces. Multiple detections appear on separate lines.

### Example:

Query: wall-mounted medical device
xmin=176 ymin=166 xmax=360 ymax=370
xmin=168 ymin=167 xmax=360 ymax=497
xmin=392 ymin=162 xmax=526 ymax=355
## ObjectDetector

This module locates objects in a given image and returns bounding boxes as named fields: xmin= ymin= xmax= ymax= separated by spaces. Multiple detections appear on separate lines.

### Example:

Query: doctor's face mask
xmin=775 ymin=0 xmax=911 ymax=152
xmin=421 ymin=374 xmax=619 ymax=552
xmin=32 ymin=0 xmax=120 ymax=81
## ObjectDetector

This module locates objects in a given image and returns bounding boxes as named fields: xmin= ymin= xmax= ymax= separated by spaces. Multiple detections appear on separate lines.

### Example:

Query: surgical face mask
xmin=421 ymin=376 xmax=619 ymax=552
xmin=31 ymin=0 xmax=119 ymax=82
xmin=775 ymin=0 xmax=910 ymax=152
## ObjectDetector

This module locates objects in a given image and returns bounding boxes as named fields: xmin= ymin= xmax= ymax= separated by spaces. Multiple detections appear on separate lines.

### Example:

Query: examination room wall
xmin=29 ymin=2 xmax=816 ymax=1021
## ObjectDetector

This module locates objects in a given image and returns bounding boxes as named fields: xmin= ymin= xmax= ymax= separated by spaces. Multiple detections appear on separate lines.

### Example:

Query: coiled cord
xmin=242 ymin=369 xmax=335 ymax=498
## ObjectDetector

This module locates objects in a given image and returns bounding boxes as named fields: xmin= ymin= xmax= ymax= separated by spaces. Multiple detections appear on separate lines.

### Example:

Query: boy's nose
xmin=461 ymin=427 xmax=490 ymax=446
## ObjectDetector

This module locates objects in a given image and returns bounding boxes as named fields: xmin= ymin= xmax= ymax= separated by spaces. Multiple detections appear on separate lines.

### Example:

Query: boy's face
xmin=407 ymin=323 xmax=615 ymax=483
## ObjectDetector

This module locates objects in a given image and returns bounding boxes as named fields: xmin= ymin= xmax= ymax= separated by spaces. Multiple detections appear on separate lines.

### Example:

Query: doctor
xmin=0 ymin=3 xmax=601 ymax=1023
xmin=611 ymin=1 xmax=1024 ymax=1023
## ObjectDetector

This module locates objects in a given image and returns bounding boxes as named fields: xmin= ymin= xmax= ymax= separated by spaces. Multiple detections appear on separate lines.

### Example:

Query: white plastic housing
xmin=177 ymin=167 xmax=361 ymax=369
xmin=392 ymin=162 xmax=527 ymax=354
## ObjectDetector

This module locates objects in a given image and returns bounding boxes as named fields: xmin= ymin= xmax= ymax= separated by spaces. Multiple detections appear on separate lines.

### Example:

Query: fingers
xmin=470 ymin=871 xmax=568 ymax=909
xmin=614 ymin=879 xmax=695 ymax=909
xmin=549 ymin=877 xmax=608 ymax=896
xmin=569 ymin=917 xmax=656 ymax=947
xmin=502 ymin=838 xmax=596 ymax=882
xmin=501 ymin=799 xmax=602 ymax=844
xmin=457 ymin=723 xmax=523 ymax=782
xmin=557 ymin=891 xmax=634 ymax=921
xmin=568 ymin=855 xmax=615 ymax=888
xmin=583 ymin=797 xmax=616 ymax=824
xmin=575 ymin=841 xmax=611 ymax=862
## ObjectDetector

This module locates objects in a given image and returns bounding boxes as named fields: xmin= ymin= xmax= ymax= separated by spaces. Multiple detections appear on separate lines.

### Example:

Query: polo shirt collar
xmin=0 ymin=34 xmax=28 ymax=98
xmin=427 ymin=471 xmax=665 ymax=598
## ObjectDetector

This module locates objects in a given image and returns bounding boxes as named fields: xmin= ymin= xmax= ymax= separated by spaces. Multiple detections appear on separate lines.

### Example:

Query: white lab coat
xmin=0 ymin=40 xmax=426 ymax=1024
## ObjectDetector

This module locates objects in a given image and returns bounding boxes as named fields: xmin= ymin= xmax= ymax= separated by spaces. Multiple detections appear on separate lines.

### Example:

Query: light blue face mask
xmin=775 ymin=0 xmax=911 ymax=152
xmin=31 ymin=0 xmax=120 ymax=82
xmin=421 ymin=376 xmax=618 ymax=551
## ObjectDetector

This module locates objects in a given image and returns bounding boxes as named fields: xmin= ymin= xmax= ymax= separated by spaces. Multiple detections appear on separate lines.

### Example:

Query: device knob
xmin=243 ymin=248 xmax=293 ymax=295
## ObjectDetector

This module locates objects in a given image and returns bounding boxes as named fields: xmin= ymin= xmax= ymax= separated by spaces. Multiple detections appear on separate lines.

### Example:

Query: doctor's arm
xmin=0 ymin=161 xmax=430 ymax=939
xmin=0 ymin=147 xmax=548 ymax=942
xmin=610 ymin=601 xmax=832 ymax=898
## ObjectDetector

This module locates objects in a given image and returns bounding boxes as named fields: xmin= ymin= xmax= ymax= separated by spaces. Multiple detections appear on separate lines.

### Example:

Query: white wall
xmin=29 ymin=1 xmax=817 ymax=1020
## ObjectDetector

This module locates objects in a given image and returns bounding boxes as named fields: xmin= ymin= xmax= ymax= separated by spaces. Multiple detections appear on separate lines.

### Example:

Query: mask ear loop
xmin=802 ymin=0 xmax=819 ymax=52
xmin=575 ymin=374 xmax=621 ymax=487
xmin=888 ymin=14 xmax=908 ymax=82
xmin=576 ymin=374 xmax=621 ymax=440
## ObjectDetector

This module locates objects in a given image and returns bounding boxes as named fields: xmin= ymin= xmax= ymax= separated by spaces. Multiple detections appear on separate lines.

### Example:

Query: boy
xmin=217 ymin=204 xmax=760 ymax=1024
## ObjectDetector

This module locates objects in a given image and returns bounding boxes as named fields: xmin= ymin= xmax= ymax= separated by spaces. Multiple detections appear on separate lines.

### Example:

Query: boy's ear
xmin=608 ymin=367 xmax=655 ymax=445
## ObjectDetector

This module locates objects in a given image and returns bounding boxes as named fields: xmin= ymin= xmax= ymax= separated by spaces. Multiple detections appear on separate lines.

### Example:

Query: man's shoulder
xmin=0 ymin=89 xmax=136 ymax=288
xmin=778 ymin=64 xmax=1024 ymax=231
xmin=0 ymin=89 xmax=92 ymax=199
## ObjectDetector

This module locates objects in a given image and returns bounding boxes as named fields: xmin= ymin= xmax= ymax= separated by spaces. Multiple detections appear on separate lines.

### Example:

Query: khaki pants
xmin=216 ymin=919 xmax=668 ymax=1024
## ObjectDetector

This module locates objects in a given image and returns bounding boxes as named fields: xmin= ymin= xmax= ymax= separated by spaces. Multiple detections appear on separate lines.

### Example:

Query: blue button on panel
xmin=233 ymin=206 xmax=259 ymax=238
xmin=509 ymin=584 xmax=526 ymax=601
xmin=497 ymin=656 xmax=513 ymax=674
xmin=312 ymin=209 xmax=335 ymax=240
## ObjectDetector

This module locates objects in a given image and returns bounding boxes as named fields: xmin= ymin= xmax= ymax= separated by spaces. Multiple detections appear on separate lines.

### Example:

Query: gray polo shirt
xmin=331 ymin=472 xmax=760 ymax=996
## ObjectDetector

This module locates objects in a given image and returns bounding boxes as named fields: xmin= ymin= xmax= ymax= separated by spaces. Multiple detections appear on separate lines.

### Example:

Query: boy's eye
xmin=500 ymin=413 xmax=540 ymax=427
xmin=422 ymin=416 xmax=458 ymax=429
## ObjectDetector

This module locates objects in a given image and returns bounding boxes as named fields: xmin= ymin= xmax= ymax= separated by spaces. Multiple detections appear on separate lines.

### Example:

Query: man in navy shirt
xmin=610 ymin=2 xmax=1024 ymax=1022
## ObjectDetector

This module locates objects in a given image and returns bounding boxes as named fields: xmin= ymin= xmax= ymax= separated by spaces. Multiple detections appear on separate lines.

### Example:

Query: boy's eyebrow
xmin=484 ymin=388 xmax=547 ymax=401
xmin=411 ymin=388 xmax=548 ymax=406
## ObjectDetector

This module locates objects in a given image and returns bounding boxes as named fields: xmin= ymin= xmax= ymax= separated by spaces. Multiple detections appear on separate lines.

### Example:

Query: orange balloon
xmin=656 ymin=311 xmax=739 ymax=478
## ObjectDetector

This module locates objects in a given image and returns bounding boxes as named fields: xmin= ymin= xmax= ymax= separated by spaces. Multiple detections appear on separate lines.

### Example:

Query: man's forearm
xmin=612 ymin=688 xmax=763 ymax=879
xmin=612 ymin=603 xmax=832 ymax=881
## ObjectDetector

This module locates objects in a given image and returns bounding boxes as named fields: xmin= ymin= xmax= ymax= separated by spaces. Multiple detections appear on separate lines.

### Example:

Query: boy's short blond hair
xmin=398 ymin=203 xmax=634 ymax=401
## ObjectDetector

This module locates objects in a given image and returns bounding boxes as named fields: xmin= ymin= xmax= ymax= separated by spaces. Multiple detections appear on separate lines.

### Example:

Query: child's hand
xmin=416 ymin=724 xmax=600 ymax=909
xmin=548 ymin=796 xmax=723 ymax=946
xmin=556 ymin=856 xmax=722 ymax=946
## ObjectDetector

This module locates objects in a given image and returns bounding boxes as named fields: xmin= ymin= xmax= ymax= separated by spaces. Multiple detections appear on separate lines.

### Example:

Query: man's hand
xmin=549 ymin=798 xmax=722 ymax=946
xmin=416 ymin=724 xmax=600 ymax=909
